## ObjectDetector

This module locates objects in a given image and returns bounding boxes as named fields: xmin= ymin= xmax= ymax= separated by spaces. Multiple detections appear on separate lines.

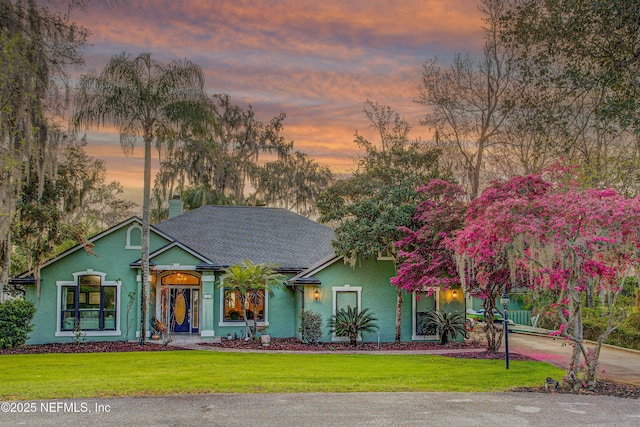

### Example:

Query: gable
xmin=149 ymin=244 xmax=209 ymax=267
xmin=15 ymin=217 xmax=174 ymax=279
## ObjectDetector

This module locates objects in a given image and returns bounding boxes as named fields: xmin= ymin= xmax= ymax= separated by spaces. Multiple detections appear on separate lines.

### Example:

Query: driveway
xmin=508 ymin=332 xmax=640 ymax=386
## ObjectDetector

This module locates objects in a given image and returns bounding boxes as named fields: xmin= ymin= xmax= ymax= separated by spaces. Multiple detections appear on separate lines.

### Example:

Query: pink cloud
xmin=69 ymin=0 xmax=485 ymax=204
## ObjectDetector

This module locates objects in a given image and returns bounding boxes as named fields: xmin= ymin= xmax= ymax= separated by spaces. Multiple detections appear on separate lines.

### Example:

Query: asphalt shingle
xmin=154 ymin=205 xmax=336 ymax=269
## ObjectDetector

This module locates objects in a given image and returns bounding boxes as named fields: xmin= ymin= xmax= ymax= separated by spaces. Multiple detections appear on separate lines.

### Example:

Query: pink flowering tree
xmin=454 ymin=171 xmax=640 ymax=389
xmin=452 ymin=175 xmax=551 ymax=351
xmin=392 ymin=179 xmax=467 ymax=293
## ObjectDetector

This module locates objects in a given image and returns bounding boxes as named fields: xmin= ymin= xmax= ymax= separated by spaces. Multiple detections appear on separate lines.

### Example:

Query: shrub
xmin=298 ymin=309 xmax=323 ymax=344
xmin=327 ymin=306 xmax=378 ymax=346
xmin=419 ymin=310 xmax=467 ymax=345
xmin=583 ymin=309 xmax=640 ymax=350
xmin=0 ymin=298 xmax=36 ymax=349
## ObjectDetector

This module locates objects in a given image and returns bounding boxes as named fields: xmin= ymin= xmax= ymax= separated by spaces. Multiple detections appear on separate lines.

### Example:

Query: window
xmin=56 ymin=271 xmax=120 ymax=336
xmin=219 ymin=288 xmax=266 ymax=326
xmin=412 ymin=289 xmax=440 ymax=340
xmin=332 ymin=285 xmax=362 ymax=342
xmin=126 ymin=224 xmax=142 ymax=249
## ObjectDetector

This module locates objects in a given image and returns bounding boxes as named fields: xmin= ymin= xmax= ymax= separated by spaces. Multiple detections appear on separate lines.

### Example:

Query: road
xmin=2 ymin=392 xmax=640 ymax=426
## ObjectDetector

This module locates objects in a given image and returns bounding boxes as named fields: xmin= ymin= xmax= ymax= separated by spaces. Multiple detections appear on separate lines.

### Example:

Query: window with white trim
xmin=218 ymin=287 xmax=268 ymax=327
xmin=126 ymin=224 xmax=142 ymax=249
xmin=56 ymin=271 xmax=121 ymax=336
xmin=412 ymin=288 xmax=440 ymax=340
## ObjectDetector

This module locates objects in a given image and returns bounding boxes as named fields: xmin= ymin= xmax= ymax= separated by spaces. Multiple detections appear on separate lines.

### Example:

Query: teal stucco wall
xmin=24 ymin=220 xmax=171 ymax=344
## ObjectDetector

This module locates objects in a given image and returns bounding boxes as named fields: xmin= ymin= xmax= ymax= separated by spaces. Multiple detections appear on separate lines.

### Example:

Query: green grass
xmin=0 ymin=351 xmax=563 ymax=400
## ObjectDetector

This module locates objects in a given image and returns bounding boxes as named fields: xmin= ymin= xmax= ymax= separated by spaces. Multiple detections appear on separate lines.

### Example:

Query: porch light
xmin=452 ymin=290 xmax=458 ymax=301
xmin=313 ymin=289 xmax=320 ymax=302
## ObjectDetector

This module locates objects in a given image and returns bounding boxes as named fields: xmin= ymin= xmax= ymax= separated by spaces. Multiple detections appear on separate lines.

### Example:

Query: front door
xmin=170 ymin=288 xmax=199 ymax=333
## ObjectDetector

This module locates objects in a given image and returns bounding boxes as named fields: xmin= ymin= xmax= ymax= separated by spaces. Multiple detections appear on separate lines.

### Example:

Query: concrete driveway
xmin=508 ymin=332 xmax=640 ymax=386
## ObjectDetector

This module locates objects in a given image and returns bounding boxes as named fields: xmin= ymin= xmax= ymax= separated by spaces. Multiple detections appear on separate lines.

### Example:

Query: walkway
xmin=508 ymin=333 xmax=640 ymax=386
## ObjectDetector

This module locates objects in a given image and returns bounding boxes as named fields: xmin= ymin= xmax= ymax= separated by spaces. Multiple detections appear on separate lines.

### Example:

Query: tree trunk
xmin=395 ymin=289 xmax=403 ymax=342
xmin=483 ymin=297 xmax=503 ymax=353
xmin=139 ymin=135 xmax=152 ymax=345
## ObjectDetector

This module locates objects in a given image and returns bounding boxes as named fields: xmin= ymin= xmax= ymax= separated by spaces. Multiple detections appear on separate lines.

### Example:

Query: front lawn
xmin=1 ymin=350 xmax=562 ymax=400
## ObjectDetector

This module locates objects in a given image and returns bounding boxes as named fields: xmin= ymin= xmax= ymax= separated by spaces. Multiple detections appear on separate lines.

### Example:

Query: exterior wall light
xmin=313 ymin=289 xmax=320 ymax=302
xmin=452 ymin=290 xmax=458 ymax=301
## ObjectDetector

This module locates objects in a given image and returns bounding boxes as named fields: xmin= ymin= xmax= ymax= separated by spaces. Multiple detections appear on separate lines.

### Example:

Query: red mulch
xmin=2 ymin=338 xmax=639 ymax=398
xmin=198 ymin=337 xmax=479 ymax=352
xmin=0 ymin=341 xmax=183 ymax=354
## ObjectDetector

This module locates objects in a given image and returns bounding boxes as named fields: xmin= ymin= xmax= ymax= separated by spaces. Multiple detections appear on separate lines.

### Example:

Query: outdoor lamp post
xmin=500 ymin=292 xmax=511 ymax=369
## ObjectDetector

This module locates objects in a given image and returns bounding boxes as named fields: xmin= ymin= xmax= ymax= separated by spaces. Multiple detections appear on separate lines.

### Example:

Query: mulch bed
xmin=0 ymin=341 xmax=184 ymax=355
xmin=3 ymin=339 xmax=639 ymax=398
xmin=198 ymin=337 xmax=478 ymax=352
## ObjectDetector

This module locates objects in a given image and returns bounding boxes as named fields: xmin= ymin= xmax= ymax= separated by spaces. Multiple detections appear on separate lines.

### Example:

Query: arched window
xmin=126 ymin=224 xmax=142 ymax=249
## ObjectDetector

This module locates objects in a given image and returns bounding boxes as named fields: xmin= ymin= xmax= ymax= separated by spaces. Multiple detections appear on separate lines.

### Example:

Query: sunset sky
xmin=69 ymin=0 xmax=485 ymax=206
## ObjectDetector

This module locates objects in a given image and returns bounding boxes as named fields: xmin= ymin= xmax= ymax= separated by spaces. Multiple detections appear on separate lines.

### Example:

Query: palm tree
xmin=73 ymin=52 xmax=207 ymax=344
xmin=327 ymin=306 xmax=378 ymax=346
xmin=219 ymin=259 xmax=285 ymax=339
xmin=419 ymin=310 xmax=468 ymax=345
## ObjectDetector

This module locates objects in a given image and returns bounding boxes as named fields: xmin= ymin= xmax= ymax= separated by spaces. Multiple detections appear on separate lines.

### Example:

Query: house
xmin=12 ymin=200 xmax=465 ymax=345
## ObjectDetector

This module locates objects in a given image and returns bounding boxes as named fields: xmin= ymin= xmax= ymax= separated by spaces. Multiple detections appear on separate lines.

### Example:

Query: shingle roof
xmin=154 ymin=206 xmax=336 ymax=270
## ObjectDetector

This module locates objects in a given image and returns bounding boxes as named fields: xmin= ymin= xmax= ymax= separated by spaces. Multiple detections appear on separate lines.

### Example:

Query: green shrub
xmin=298 ymin=309 xmax=323 ymax=344
xmin=0 ymin=298 xmax=36 ymax=349
xmin=582 ymin=309 xmax=640 ymax=351
xmin=327 ymin=306 xmax=378 ymax=346
xmin=419 ymin=310 xmax=467 ymax=345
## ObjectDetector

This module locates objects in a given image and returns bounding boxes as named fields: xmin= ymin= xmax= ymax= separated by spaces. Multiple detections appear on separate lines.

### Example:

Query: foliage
xmin=318 ymin=101 xmax=442 ymax=342
xmin=318 ymin=101 xmax=441 ymax=263
xmin=253 ymin=150 xmax=334 ymax=218
xmin=219 ymin=259 xmax=286 ymax=339
xmin=74 ymin=51 xmax=208 ymax=344
xmin=419 ymin=310 xmax=468 ymax=345
xmin=9 ymin=140 xmax=136 ymax=279
xmin=497 ymin=0 xmax=640 ymax=196
xmin=417 ymin=0 xmax=517 ymax=199
xmin=0 ymin=298 xmax=36 ymax=349
xmin=11 ymin=163 xmax=64 ymax=296
xmin=327 ymin=306 xmax=378 ymax=346
xmin=152 ymin=93 xmax=332 ymax=219
xmin=1 ymin=0 xmax=89 ymax=296
xmin=392 ymin=179 xmax=467 ymax=293
xmin=298 ymin=309 xmax=323 ymax=344
xmin=452 ymin=169 xmax=640 ymax=390
xmin=71 ymin=318 xmax=87 ymax=346
xmin=583 ymin=309 xmax=640 ymax=351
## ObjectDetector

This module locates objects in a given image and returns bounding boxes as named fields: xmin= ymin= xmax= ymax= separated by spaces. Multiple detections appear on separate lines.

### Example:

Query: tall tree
xmin=153 ymin=94 xmax=331 ymax=218
xmin=73 ymin=52 xmax=207 ymax=344
xmin=318 ymin=101 xmax=442 ymax=342
xmin=453 ymin=169 xmax=640 ymax=389
xmin=1 ymin=0 xmax=88 ymax=298
xmin=496 ymin=0 xmax=640 ymax=195
xmin=253 ymin=150 xmax=333 ymax=218
xmin=417 ymin=0 xmax=517 ymax=199
xmin=9 ymin=138 xmax=137 ymax=285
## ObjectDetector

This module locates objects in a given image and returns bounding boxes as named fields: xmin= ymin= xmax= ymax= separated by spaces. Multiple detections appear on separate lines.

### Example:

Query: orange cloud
xmin=69 ymin=0 xmax=485 ymax=204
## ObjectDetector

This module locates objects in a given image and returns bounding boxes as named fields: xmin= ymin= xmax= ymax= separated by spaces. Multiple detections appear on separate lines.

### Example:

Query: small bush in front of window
xmin=327 ymin=306 xmax=378 ymax=346
xmin=0 ymin=298 xmax=36 ymax=349
xmin=72 ymin=318 xmax=87 ymax=345
xmin=299 ymin=309 xmax=323 ymax=344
